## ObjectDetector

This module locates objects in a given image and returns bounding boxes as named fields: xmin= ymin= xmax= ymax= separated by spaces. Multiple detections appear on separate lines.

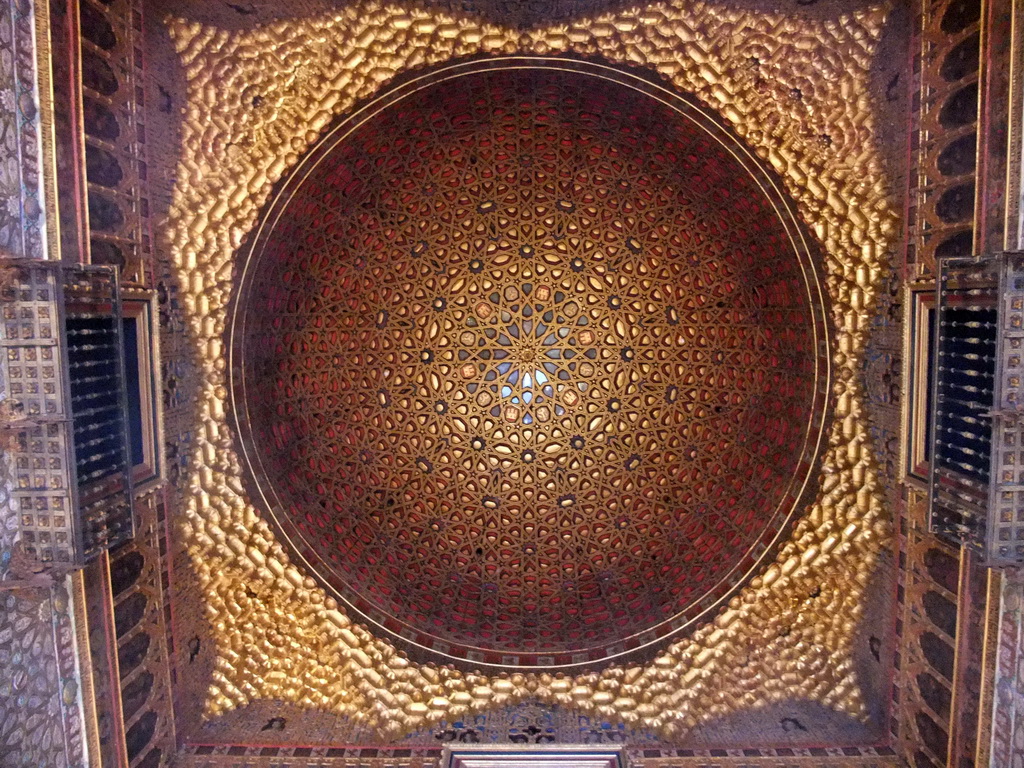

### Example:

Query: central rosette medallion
xmin=230 ymin=61 xmax=831 ymax=668
xmin=442 ymin=279 xmax=590 ymax=425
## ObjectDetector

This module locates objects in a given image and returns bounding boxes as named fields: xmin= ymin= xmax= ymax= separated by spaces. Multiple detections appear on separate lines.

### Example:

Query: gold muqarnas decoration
xmin=166 ymin=0 xmax=897 ymax=739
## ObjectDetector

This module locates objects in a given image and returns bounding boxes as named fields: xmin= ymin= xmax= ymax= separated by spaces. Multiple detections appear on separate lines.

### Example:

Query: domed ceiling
xmin=229 ymin=60 xmax=831 ymax=669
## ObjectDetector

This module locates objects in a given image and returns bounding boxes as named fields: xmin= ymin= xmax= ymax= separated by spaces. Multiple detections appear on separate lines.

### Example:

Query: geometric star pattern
xmin=233 ymin=66 xmax=829 ymax=667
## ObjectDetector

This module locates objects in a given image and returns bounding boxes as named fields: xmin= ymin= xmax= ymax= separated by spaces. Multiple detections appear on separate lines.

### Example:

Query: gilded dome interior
xmin=230 ymin=61 xmax=831 ymax=669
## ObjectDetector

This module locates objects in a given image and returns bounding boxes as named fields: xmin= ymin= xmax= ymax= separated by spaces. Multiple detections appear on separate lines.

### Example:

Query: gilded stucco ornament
xmin=165 ymin=0 xmax=897 ymax=739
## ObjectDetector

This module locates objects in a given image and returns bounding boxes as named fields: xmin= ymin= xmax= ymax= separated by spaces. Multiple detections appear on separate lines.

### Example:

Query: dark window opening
xmin=122 ymin=315 xmax=145 ymax=467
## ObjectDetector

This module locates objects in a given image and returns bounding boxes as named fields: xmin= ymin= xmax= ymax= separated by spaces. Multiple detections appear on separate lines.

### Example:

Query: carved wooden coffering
xmin=229 ymin=61 xmax=832 ymax=670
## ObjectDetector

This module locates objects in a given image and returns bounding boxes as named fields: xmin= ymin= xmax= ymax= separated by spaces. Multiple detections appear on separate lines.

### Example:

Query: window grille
xmin=0 ymin=261 xmax=134 ymax=567
xmin=929 ymin=253 xmax=1024 ymax=565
